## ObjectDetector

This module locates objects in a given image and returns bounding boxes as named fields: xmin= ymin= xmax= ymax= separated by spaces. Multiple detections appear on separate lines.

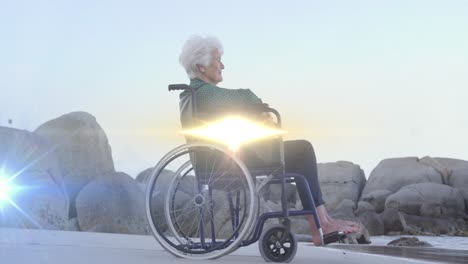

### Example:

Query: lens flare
xmin=181 ymin=116 xmax=286 ymax=151
xmin=0 ymin=179 xmax=10 ymax=199
xmin=0 ymin=175 xmax=15 ymax=208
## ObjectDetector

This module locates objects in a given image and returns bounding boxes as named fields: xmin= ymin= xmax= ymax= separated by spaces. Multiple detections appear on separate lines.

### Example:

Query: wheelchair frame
xmin=145 ymin=84 xmax=327 ymax=262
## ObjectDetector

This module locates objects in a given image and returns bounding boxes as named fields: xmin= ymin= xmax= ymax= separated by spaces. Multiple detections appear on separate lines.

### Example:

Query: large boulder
xmin=361 ymin=157 xmax=468 ymax=236
xmin=76 ymin=172 xmax=149 ymax=235
xmin=383 ymin=209 xmax=467 ymax=236
xmin=0 ymin=170 xmax=69 ymax=230
xmin=136 ymin=167 xmax=153 ymax=184
xmin=0 ymin=127 xmax=69 ymax=230
xmin=356 ymin=211 xmax=385 ymax=236
xmin=431 ymin=158 xmax=468 ymax=212
xmin=318 ymin=161 xmax=366 ymax=214
xmin=382 ymin=182 xmax=467 ymax=236
xmin=360 ymin=189 xmax=393 ymax=213
xmin=263 ymin=182 xmax=297 ymax=207
xmin=360 ymin=157 xmax=443 ymax=214
xmin=139 ymin=168 xmax=197 ymax=234
xmin=419 ymin=156 xmax=453 ymax=184
xmin=362 ymin=157 xmax=443 ymax=197
xmin=35 ymin=112 xmax=115 ymax=217
xmin=385 ymin=182 xmax=465 ymax=218
xmin=0 ymin=127 xmax=65 ymax=194
xmin=135 ymin=167 xmax=153 ymax=192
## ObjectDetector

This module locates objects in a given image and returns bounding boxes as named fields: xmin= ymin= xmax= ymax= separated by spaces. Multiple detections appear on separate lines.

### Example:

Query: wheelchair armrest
xmin=247 ymin=104 xmax=282 ymax=127
xmin=244 ymin=103 xmax=270 ymax=112
xmin=196 ymin=103 xmax=282 ymax=127
xmin=205 ymin=103 xmax=268 ymax=113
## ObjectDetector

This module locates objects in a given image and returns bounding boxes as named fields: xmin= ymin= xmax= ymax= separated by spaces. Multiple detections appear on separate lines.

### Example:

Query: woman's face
xmin=199 ymin=49 xmax=224 ymax=85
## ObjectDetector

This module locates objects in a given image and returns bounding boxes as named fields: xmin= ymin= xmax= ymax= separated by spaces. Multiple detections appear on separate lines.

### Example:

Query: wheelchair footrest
xmin=323 ymin=231 xmax=346 ymax=245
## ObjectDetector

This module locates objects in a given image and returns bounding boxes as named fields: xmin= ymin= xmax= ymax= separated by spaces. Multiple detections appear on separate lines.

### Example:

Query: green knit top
xmin=180 ymin=78 xmax=263 ymax=112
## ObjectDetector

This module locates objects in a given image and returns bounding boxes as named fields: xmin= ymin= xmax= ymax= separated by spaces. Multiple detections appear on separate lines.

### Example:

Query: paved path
xmin=330 ymin=244 xmax=468 ymax=264
xmin=0 ymin=228 xmax=440 ymax=264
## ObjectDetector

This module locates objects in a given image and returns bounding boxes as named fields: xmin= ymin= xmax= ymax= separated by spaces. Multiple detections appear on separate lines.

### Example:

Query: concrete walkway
xmin=0 ymin=228 xmax=438 ymax=264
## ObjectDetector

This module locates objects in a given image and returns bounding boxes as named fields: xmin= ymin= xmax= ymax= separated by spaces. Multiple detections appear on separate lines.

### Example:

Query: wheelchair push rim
xmin=145 ymin=143 xmax=257 ymax=260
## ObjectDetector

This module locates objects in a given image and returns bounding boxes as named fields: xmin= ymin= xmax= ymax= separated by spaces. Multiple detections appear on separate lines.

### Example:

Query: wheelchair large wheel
xmin=146 ymin=143 xmax=256 ymax=260
xmin=259 ymin=224 xmax=297 ymax=263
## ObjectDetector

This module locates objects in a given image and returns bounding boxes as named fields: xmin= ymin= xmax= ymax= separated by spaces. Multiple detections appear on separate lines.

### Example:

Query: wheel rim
xmin=145 ymin=143 xmax=256 ymax=260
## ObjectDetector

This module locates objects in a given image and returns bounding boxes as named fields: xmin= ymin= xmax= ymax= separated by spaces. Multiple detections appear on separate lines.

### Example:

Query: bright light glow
xmin=0 ymin=169 xmax=20 ymax=208
xmin=0 ymin=166 xmax=42 ymax=228
xmin=0 ymin=177 xmax=14 ymax=207
xmin=181 ymin=116 xmax=287 ymax=151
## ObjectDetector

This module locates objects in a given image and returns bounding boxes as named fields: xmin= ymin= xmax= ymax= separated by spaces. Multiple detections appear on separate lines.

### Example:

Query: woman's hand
xmin=259 ymin=112 xmax=277 ymax=126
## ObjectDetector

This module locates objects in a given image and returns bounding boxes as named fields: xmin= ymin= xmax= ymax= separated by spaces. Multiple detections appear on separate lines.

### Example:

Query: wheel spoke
xmin=147 ymin=143 xmax=256 ymax=259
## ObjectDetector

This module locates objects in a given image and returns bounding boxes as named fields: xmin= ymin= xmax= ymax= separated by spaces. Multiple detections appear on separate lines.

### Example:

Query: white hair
xmin=179 ymin=35 xmax=224 ymax=79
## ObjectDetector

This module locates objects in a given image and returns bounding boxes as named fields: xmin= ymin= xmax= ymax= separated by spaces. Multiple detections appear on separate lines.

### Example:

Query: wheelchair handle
xmin=168 ymin=84 xmax=192 ymax=92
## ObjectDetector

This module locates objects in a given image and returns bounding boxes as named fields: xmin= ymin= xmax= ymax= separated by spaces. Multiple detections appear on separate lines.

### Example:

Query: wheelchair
xmin=145 ymin=84 xmax=343 ymax=262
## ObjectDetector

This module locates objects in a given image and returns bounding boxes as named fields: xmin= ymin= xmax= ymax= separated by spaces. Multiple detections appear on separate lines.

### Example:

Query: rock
xmin=433 ymin=158 xmax=468 ymax=213
xmin=135 ymin=167 xmax=155 ymax=194
xmin=0 ymin=127 xmax=69 ymax=230
xmin=356 ymin=210 xmax=384 ymax=236
xmin=360 ymin=189 xmax=392 ymax=213
xmin=0 ymin=126 xmax=66 ymax=197
xmin=289 ymin=217 xmax=310 ymax=236
xmin=66 ymin=217 xmax=80 ymax=231
xmin=135 ymin=167 xmax=153 ymax=184
xmin=331 ymin=199 xmax=356 ymax=218
xmin=0 ymin=171 xmax=69 ymax=230
xmin=35 ymin=112 xmax=115 ymax=217
xmin=388 ymin=237 xmax=432 ymax=247
xmin=196 ymin=189 xmax=267 ymax=239
xmin=401 ymin=213 xmax=465 ymax=235
xmin=137 ymin=182 xmax=146 ymax=193
xmin=342 ymin=229 xmax=371 ymax=244
xmin=419 ymin=156 xmax=453 ymax=184
xmin=364 ymin=157 xmax=468 ymax=236
xmin=145 ymin=166 xmax=274 ymax=239
xmin=145 ymin=168 xmax=198 ymax=231
xmin=385 ymin=182 xmax=465 ymax=217
xmin=76 ymin=172 xmax=149 ymax=235
xmin=264 ymin=182 xmax=297 ymax=206
xmin=318 ymin=161 xmax=366 ymax=213
xmin=362 ymin=157 xmax=443 ymax=197
xmin=382 ymin=208 xmax=405 ymax=233
xmin=383 ymin=209 xmax=466 ymax=235
xmin=355 ymin=201 xmax=375 ymax=215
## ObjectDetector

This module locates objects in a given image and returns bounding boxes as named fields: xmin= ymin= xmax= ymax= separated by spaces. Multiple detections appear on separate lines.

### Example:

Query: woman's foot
xmin=310 ymin=205 xmax=361 ymax=246
xmin=328 ymin=217 xmax=362 ymax=231
xmin=311 ymin=220 xmax=359 ymax=246
xmin=321 ymin=206 xmax=362 ymax=230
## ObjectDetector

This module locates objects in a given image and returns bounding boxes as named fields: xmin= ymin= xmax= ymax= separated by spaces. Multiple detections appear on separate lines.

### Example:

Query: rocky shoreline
xmin=1 ymin=111 xmax=467 ymax=240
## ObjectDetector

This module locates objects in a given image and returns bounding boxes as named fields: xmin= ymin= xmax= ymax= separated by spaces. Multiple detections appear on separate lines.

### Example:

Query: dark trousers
xmin=284 ymin=140 xmax=324 ymax=210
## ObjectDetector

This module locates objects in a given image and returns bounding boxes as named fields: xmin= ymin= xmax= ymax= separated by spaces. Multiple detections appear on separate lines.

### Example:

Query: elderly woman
xmin=178 ymin=35 xmax=361 ymax=246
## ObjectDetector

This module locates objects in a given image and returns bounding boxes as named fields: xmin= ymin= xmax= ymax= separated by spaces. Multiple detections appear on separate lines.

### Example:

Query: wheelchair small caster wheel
xmin=259 ymin=224 xmax=297 ymax=263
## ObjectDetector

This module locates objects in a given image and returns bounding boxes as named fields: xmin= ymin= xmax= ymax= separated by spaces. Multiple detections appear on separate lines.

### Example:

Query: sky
xmin=1 ymin=0 xmax=467 ymax=178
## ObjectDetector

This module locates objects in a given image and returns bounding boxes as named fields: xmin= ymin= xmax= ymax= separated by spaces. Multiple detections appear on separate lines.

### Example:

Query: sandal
xmin=323 ymin=231 xmax=347 ymax=245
